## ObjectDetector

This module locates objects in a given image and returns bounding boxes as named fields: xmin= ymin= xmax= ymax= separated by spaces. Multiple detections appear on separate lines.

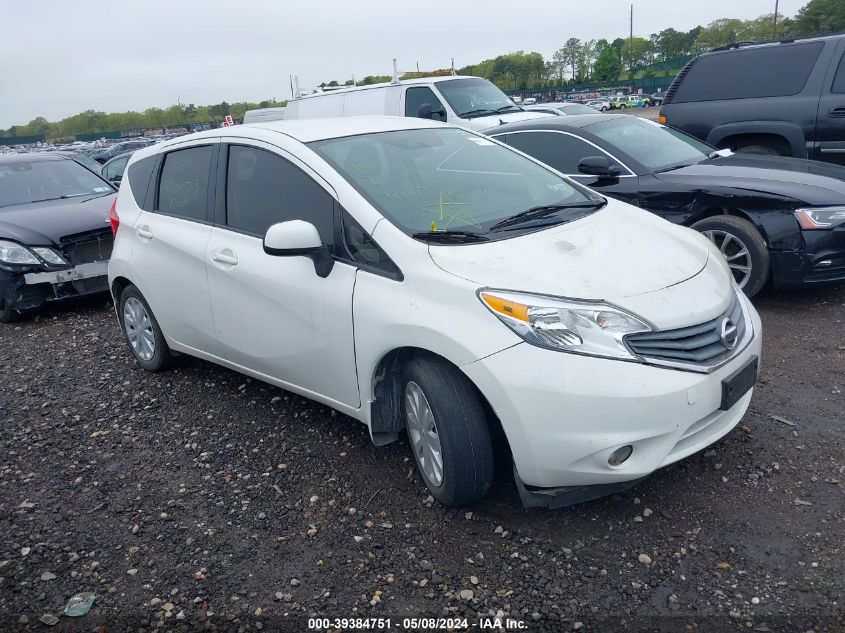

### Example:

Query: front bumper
xmin=771 ymin=227 xmax=845 ymax=287
xmin=461 ymin=294 xmax=763 ymax=498
xmin=1 ymin=261 xmax=109 ymax=313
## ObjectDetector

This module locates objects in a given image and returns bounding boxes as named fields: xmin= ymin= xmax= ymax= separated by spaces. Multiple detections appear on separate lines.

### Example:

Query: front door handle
xmin=136 ymin=225 xmax=153 ymax=240
xmin=210 ymin=250 xmax=238 ymax=266
xmin=829 ymin=106 xmax=845 ymax=118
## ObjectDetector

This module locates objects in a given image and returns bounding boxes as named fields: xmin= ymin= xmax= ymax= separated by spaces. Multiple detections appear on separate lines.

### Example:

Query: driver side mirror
xmin=417 ymin=103 xmax=446 ymax=122
xmin=578 ymin=156 xmax=621 ymax=179
xmin=263 ymin=220 xmax=334 ymax=278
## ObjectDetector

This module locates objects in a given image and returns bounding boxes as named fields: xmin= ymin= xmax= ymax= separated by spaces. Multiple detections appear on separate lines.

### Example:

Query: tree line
xmin=2 ymin=0 xmax=843 ymax=140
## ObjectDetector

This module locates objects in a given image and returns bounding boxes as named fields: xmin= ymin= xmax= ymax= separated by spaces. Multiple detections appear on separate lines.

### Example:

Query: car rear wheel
xmin=691 ymin=216 xmax=770 ymax=297
xmin=735 ymin=144 xmax=782 ymax=156
xmin=118 ymin=285 xmax=173 ymax=371
xmin=402 ymin=354 xmax=493 ymax=506
xmin=600 ymin=106 xmax=607 ymax=111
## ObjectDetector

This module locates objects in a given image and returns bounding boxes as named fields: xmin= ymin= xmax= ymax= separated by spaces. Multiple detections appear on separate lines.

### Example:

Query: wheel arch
xmin=706 ymin=122 xmax=805 ymax=158
xmin=368 ymin=346 xmax=504 ymax=449
xmin=684 ymin=207 xmax=770 ymax=246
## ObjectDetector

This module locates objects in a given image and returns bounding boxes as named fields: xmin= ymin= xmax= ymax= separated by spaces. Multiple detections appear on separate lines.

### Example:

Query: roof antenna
xmin=451 ymin=58 xmax=456 ymax=76
xmin=294 ymin=76 xmax=302 ymax=99
xmin=391 ymin=58 xmax=400 ymax=84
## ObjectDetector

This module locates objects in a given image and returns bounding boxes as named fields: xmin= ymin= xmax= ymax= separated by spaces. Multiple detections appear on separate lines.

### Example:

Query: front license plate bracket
xmin=720 ymin=356 xmax=758 ymax=411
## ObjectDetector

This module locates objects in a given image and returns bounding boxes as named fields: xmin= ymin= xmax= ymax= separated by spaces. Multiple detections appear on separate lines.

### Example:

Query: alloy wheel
xmin=702 ymin=229 xmax=753 ymax=289
xmin=405 ymin=380 xmax=444 ymax=487
xmin=123 ymin=296 xmax=156 ymax=361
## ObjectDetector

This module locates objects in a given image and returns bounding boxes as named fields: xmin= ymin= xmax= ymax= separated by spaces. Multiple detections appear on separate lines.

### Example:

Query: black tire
xmin=600 ymin=106 xmax=607 ymax=111
xmin=619 ymin=104 xmax=627 ymax=109
xmin=0 ymin=297 xmax=21 ymax=324
xmin=402 ymin=354 xmax=493 ymax=506
xmin=691 ymin=216 xmax=770 ymax=297
xmin=735 ymin=144 xmax=782 ymax=156
xmin=118 ymin=285 xmax=173 ymax=371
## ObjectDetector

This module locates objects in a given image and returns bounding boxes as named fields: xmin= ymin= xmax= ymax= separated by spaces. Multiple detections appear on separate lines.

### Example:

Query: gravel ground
xmin=0 ymin=284 xmax=843 ymax=632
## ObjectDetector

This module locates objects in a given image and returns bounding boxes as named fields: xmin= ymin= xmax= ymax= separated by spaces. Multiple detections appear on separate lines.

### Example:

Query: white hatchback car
xmin=108 ymin=117 xmax=762 ymax=508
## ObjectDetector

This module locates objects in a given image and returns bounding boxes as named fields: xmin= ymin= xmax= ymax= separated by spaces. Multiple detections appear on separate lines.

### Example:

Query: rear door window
xmin=672 ymin=42 xmax=824 ymax=102
xmin=832 ymin=50 xmax=845 ymax=94
xmin=156 ymin=146 xmax=213 ymax=221
xmin=224 ymin=144 xmax=335 ymax=245
xmin=504 ymin=131 xmax=624 ymax=175
xmin=126 ymin=155 xmax=157 ymax=210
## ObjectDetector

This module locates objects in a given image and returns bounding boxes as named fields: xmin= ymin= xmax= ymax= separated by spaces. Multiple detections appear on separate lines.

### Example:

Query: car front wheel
xmin=0 ymin=297 xmax=21 ymax=324
xmin=402 ymin=354 xmax=493 ymax=506
xmin=118 ymin=285 xmax=173 ymax=371
xmin=691 ymin=216 xmax=770 ymax=297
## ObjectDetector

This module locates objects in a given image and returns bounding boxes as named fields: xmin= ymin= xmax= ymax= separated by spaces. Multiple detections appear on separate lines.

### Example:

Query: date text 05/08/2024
xmin=307 ymin=617 xmax=528 ymax=630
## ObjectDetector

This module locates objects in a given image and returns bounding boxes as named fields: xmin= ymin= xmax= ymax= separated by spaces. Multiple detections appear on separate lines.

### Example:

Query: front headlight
xmin=479 ymin=290 xmax=652 ymax=360
xmin=30 ymin=247 xmax=68 ymax=266
xmin=0 ymin=240 xmax=40 ymax=265
xmin=794 ymin=207 xmax=845 ymax=230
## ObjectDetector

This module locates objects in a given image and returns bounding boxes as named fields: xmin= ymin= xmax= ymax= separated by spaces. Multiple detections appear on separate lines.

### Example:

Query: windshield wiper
xmin=412 ymin=230 xmax=489 ymax=243
xmin=495 ymin=105 xmax=523 ymax=113
xmin=489 ymin=201 xmax=606 ymax=232
xmin=459 ymin=108 xmax=497 ymax=119
xmin=28 ymin=192 xmax=100 ymax=203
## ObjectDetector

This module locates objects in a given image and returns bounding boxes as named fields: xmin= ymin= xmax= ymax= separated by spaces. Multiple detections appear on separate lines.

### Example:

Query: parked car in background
xmin=659 ymin=34 xmax=845 ymax=164
xmin=91 ymin=138 xmax=155 ymax=164
xmin=0 ymin=153 xmax=116 ymax=322
xmin=648 ymin=93 xmax=665 ymax=106
xmin=525 ymin=102 xmax=598 ymax=116
xmin=586 ymin=98 xmax=611 ymax=111
xmin=243 ymin=106 xmax=287 ymax=124
xmin=100 ymin=151 xmax=133 ymax=186
xmin=283 ymin=76 xmax=552 ymax=131
xmin=489 ymin=114 xmax=845 ymax=296
xmin=613 ymin=95 xmax=645 ymax=109
xmin=54 ymin=150 xmax=104 ymax=175
xmin=108 ymin=117 xmax=761 ymax=508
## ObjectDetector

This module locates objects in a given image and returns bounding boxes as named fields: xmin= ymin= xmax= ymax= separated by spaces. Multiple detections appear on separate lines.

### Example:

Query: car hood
xmin=428 ymin=202 xmax=711 ymax=305
xmin=461 ymin=110 xmax=555 ymax=131
xmin=0 ymin=193 xmax=115 ymax=245
xmin=656 ymin=154 xmax=845 ymax=206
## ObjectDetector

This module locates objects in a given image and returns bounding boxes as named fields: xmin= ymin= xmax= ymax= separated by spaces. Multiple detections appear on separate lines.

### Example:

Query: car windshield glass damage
xmin=588 ymin=117 xmax=713 ymax=172
xmin=435 ymin=78 xmax=521 ymax=118
xmin=309 ymin=128 xmax=603 ymax=239
xmin=0 ymin=159 xmax=112 ymax=207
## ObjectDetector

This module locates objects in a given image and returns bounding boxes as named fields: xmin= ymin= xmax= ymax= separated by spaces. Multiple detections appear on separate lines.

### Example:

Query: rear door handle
xmin=829 ymin=106 xmax=845 ymax=118
xmin=210 ymin=251 xmax=238 ymax=266
xmin=136 ymin=225 xmax=153 ymax=240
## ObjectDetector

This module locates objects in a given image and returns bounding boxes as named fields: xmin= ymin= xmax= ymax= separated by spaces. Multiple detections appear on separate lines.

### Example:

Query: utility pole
xmin=773 ymin=0 xmax=779 ymax=38
xmin=629 ymin=4 xmax=634 ymax=76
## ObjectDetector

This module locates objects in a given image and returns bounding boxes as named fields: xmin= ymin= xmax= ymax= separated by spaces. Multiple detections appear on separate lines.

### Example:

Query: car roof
xmin=485 ymin=113 xmax=628 ymax=135
xmin=0 ymin=152 xmax=68 ymax=165
xmin=103 ymin=150 xmax=135 ymax=164
xmin=296 ymin=75 xmax=483 ymax=100
xmin=152 ymin=116 xmax=448 ymax=149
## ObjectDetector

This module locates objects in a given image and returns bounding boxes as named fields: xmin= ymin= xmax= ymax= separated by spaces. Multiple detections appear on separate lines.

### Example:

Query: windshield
xmin=435 ymin=78 xmax=519 ymax=118
xmin=588 ymin=117 xmax=712 ymax=172
xmin=309 ymin=128 xmax=601 ymax=237
xmin=0 ymin=158 xmax=113 ymax=207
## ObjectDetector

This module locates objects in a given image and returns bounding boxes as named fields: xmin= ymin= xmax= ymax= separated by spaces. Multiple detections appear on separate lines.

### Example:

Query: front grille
xmin=59 ymin=229 xmax=113 ymax=265
xmin=625 ymin=294 xmax=746 ymax=365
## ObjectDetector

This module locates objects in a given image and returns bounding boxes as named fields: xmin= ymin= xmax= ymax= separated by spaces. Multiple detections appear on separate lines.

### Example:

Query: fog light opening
xmin=608 ymin=445 xmax=633 ymax=467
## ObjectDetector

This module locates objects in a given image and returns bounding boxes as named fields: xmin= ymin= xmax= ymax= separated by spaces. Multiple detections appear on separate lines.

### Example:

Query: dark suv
xmin=659 ymin=34 xmax=845 ymax=166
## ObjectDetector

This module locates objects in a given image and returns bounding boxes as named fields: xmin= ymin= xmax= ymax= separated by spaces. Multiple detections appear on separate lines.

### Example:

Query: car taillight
xmin=109 ymin=199 xmax=120 ymax=238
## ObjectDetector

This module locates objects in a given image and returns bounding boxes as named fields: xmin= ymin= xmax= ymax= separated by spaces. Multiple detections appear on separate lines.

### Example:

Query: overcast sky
xmin=1 ymin=0 xmax=805 ymax=128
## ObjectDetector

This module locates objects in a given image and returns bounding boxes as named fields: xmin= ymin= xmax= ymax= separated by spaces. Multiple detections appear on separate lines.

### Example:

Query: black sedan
xmin=0 ymin=154 xmax=116 ymax=322
xmin=487 ymin=114 xmax=845 ymax=296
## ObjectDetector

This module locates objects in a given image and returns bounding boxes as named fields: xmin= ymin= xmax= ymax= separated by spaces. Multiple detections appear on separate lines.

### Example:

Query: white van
xmin=283 ymin=76 xmax=552 ymax=131
xmin=242 ymin=107 xmax=286 ymax=124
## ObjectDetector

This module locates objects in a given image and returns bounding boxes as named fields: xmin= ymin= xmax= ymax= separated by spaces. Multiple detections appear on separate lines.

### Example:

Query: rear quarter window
xmin=126 ymin=155 xmax=157 ymax=210
xmin=672 ymin=42 xmax=824 ymax=103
